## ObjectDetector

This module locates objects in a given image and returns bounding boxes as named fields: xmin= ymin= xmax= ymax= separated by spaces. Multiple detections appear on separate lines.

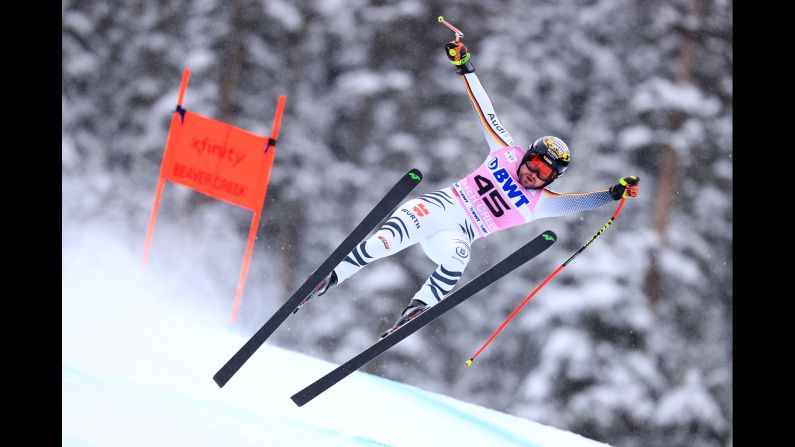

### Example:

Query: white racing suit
xmin=335 ymin=71 xmax=614 ymax=307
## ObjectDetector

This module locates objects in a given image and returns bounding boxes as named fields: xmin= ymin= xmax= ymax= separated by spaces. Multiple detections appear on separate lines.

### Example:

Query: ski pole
xmin=465 ymin=198 xmax=628 ymax=367
xmin=438 ymin=16 xmax=464 ymax=42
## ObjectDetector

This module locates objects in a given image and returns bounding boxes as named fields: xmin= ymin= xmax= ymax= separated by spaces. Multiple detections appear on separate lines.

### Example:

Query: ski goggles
xmin=525 ymin=155 xmax=558 ymax=181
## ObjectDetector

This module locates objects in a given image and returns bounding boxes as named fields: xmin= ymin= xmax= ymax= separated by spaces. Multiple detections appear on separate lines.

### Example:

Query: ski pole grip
xmin=437 ymin=16 xmax=464 ymax=40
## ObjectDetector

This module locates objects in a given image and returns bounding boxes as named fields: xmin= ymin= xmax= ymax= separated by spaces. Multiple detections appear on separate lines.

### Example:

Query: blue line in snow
xmin=62 ymin=435 xmax=99 ymax=447
xmin=63 ymin=363 xmax=398 ymax=447
xmin=367 ymin=375 xmax=540 ymax=447
xmin=350 ymin=436 xmax=395 ymax=447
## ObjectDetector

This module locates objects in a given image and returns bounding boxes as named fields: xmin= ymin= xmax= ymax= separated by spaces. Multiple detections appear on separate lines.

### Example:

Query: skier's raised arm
xmin=445 ymin=40 xmax=514 ymax=153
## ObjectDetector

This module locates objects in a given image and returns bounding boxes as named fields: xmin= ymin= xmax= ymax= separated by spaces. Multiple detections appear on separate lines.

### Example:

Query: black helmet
xmin=521 ymin=136 xmax=571 ymax=183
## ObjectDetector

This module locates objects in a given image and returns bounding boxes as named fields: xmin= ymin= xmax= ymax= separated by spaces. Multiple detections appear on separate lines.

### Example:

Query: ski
xmin=213 ymin=168 xmax=423 ymax=388
xmin=290 ymin=230 xmax=557 ymax=406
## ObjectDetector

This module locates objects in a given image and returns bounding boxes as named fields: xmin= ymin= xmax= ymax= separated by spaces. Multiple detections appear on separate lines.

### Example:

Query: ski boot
xmin=293 ymin=270 xmax=338 ymax=314
xmin=380 ymin=299 xmax=429 ymax=339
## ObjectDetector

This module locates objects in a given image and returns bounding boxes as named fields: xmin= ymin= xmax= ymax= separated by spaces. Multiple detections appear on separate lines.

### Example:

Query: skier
xmin=295 ymin=38 xmax=639 ymax=338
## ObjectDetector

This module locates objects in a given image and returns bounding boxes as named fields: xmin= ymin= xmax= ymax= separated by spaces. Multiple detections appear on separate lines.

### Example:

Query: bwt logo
xmin=191 ymin=138 xmax=246 ymax=167
xmin=482 ymin=156 xmax=530 ymax=213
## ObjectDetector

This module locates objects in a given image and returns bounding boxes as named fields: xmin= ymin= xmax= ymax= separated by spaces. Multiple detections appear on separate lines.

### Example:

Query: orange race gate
xmin=143 ymin=68 xmax=286 ymax=323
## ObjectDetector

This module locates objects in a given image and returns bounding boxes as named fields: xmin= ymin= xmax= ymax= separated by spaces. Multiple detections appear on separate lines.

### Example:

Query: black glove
xmin=609 ymin=176 xmax=640 ymax=200
xmin=445 ymin=40 xmax=475 ymax=75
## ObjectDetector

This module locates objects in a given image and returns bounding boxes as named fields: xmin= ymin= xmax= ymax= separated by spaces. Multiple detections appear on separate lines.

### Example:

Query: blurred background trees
xmin=62 ymin=1 xmax=732 ymax=446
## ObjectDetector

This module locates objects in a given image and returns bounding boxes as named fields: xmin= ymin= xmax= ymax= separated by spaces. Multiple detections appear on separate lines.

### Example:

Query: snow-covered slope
xmin=62 ymin=232 xmax=611 ymax=447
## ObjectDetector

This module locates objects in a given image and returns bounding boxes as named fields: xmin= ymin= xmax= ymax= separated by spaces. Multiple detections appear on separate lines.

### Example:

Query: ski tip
xmin=212 ymin=373 xmax=227 ymax=388
xmin=290 ymin=394 xmax=306 ymax=407
xmin=465 ymin=358 xmax=473 ymax=367
xmin=541 ymin=230 xmax=557 ymax=242
xmin=407 ymin=168 xmax=423 ymax=182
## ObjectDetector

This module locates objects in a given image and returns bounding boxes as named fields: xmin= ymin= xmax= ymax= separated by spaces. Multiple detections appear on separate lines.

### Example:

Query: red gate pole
xmin=143 ymin=68 xmax=191 ymax=266
xmin=228 ymin=95 xmax=286 ymax=322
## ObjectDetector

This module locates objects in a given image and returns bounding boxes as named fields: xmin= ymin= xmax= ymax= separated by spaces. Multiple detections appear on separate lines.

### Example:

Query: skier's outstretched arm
xmin=533 ymin=176 xmax=640 ymax=219
xmin=445 ymin=40 xmax=514 ymax=153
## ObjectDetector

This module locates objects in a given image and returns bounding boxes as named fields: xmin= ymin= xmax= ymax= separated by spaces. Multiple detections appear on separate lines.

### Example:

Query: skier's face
xmin=518 ymin=156 xmax=556 ymax=189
